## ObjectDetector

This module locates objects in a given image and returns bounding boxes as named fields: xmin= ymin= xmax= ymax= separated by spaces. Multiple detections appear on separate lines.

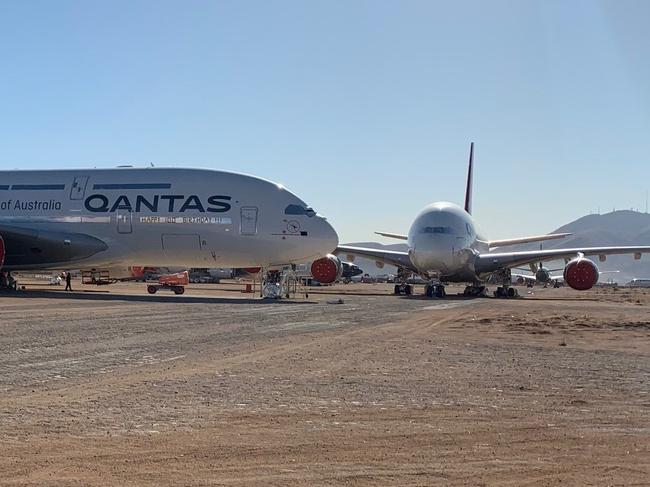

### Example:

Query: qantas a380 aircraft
xmin=0 ymin=167 xmax=339 ymax=282
xmin=334 ymin=144 xmax=650 ymax=298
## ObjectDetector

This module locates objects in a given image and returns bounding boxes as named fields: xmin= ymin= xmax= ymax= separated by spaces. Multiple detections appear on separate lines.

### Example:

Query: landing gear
xmin=463 ymin=284 xmax=486 ymax=297
xmin=394 ymin=284 xmax=412 ymax=295
xmin=260 ymin=266 xmax=304 ymax=299
xmin=425 ymin=284 xmax=446 ymax=298
xmin=492 ymin=268 xmax=519 ymax=299
xmin=393 ymin=268 xmax=414 ymax=296
xmin=261 ymin=268 xmax=281 ymax=299
xmin=494 ymin=286 xmax=518 ymax=298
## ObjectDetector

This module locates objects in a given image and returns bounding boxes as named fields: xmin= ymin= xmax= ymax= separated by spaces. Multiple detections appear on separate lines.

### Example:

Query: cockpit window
xmin=284 ymin=204 xmax=316 ymax=217
xmin=421 ymin=226 xmax=454 ymax=234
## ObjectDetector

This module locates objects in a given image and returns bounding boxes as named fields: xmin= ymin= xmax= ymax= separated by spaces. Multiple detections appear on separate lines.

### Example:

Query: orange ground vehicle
xmin=146 ymin=271 xmax=189 ymax=295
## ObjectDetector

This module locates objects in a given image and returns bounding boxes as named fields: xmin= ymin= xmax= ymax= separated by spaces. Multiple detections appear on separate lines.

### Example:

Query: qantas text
xmin=84 ymin=194 xmax=232 ymax=213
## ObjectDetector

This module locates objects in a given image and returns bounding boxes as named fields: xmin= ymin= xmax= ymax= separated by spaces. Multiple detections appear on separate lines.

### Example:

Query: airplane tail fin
xmin=464 ymin=142 xmax=474 ymax=214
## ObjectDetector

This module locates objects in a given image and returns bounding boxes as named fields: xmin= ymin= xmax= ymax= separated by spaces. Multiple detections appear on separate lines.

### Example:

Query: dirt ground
xmin=0 ymin=280 xmax=648 ymax=486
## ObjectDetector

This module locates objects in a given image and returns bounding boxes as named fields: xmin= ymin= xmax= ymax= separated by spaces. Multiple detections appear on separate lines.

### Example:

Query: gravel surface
xmin=0 ymin=281 xmax=648 ymax=486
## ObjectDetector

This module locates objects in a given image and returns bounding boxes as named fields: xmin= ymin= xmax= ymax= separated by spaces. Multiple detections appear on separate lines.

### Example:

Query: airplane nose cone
xmin=318 ymin=217 xmax=339 ymax=255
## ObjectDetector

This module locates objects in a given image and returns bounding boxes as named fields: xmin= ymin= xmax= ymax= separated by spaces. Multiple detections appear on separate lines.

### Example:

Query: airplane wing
xmin=475 ymin=246 xmax=650 ymax=275
xmin=374 ymin=231 xmax=408 ymax=240
xmin=487 ymin=233 xmax=571 ymax=248
xmin=335 ymin=245 xmax=416 ymax=272
xmin=0 ymin=224 xmax=108 ymax=270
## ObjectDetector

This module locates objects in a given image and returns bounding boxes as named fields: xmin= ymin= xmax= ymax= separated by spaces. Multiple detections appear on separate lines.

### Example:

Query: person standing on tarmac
xmin=65 ymin=271 xmax=72 ymax=292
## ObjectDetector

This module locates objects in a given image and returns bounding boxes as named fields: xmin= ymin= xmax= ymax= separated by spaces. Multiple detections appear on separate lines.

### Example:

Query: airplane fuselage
xmin=407 ymin=202 xmax=487 ymax=282
xmin=0 ymin=167 xmax=338 ymax=277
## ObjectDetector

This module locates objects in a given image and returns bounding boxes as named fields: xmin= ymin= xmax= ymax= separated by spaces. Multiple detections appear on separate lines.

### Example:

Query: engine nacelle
xmin=311 ymin=254 xmax=343 ymax=284
xmin=563 ymin=257 xmax=599 ymax=290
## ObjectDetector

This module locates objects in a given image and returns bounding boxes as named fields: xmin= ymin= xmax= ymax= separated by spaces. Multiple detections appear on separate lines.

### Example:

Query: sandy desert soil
xmin=0 ymin=280 xmax=648 ymax=486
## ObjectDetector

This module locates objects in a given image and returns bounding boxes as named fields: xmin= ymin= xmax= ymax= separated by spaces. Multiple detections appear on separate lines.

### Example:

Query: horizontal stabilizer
xmin=374 ymin=231 xmax=408 ymax=241
xmin=488 ymin=233 xmax=571 ymax=249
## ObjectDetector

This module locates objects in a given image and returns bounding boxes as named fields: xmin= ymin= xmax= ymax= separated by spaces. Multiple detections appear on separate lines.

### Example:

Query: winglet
xmin=464 ymin=142 xmax=474 ymax=214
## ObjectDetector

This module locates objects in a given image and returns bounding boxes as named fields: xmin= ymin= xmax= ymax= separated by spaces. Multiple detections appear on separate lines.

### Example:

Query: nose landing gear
xmin=425 ymin=284 xmax=446 ymax=298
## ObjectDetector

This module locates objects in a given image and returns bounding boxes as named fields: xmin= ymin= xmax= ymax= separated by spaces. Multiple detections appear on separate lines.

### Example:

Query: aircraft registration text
xmin=139 ymin=216 xmax=232 ymax=225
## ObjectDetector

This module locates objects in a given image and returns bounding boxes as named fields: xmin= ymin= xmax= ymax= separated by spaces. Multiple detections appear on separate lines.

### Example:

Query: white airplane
xmin=334 ymin=143 xmax=650 ymax=298
xmin=0 ymin=167 xmax=339 ymax=284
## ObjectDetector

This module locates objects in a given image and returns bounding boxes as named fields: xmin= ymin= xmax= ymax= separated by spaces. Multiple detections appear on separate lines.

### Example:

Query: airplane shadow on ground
xmin=399 ymin=294 xmax=478 ymax=301
xmin=305 ymin=290 xmax=397 ymax=297
xmin=400 ymin=293 xmax=602 ymax=303
xmin=1 ymin=289 xmax=317 ymax=305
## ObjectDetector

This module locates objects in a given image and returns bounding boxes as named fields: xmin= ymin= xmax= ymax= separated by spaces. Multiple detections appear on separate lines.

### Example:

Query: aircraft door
xmin=117 ymin=209 xmax=133 ymax=234
xmin=70 ymin=176 xmax=89 ymax=200
xmin=240 ymin=207 xmax=258 ymax=235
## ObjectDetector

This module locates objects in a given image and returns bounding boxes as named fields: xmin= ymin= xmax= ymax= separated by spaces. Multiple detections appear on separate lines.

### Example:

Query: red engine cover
xmin=0 ymin=235 xmax=4 ymax=268
xmin=563 ymin=258 xmax=599 ymax=290
xmin=243 ymin=267 xmax=262 ymax=275
xmin=311 ymin=255 xmax=341 ymax=284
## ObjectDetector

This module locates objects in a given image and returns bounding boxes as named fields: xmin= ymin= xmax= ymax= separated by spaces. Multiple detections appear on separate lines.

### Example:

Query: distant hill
xmin=510 ymin=210 xmax=650 ymax=283
xmin=341 ymin=210 xmax=650 ymax=283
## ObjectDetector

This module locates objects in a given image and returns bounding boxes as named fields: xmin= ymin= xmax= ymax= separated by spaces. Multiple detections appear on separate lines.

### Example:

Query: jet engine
xmin=563 ymin=257 xmax=599 ymax=290
xmin=311 ymin=254 xmax=343 ymax=284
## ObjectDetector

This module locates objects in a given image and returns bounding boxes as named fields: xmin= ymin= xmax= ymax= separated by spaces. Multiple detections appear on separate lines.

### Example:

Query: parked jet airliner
xmin=0 ymin=168 xmax=338 ymax=281
xmin=333 ymin=144 xmax=650 ymax=297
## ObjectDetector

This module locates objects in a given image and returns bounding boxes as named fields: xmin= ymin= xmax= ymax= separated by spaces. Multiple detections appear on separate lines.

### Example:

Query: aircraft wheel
xmin=394 ymin=284 xmax=401 ymax=295
xmin=174 ymin=287 xmax=185 ymax=295
xmin=147 ymin=285 xmax=157 ymax=294
xmin=507 ymin=287 xmax=517 ymax=298
xmin=435 ymin=286 xmax=446 ymax=298
xmin=425 ymin=285 xmax=433 ymax=297
xmin=404 ymin=285 xmax=412 ymax=296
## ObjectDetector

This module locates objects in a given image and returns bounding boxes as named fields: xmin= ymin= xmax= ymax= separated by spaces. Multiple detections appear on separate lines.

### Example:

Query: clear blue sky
xmin=1 ymin=0 xmax=649 ymax=242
